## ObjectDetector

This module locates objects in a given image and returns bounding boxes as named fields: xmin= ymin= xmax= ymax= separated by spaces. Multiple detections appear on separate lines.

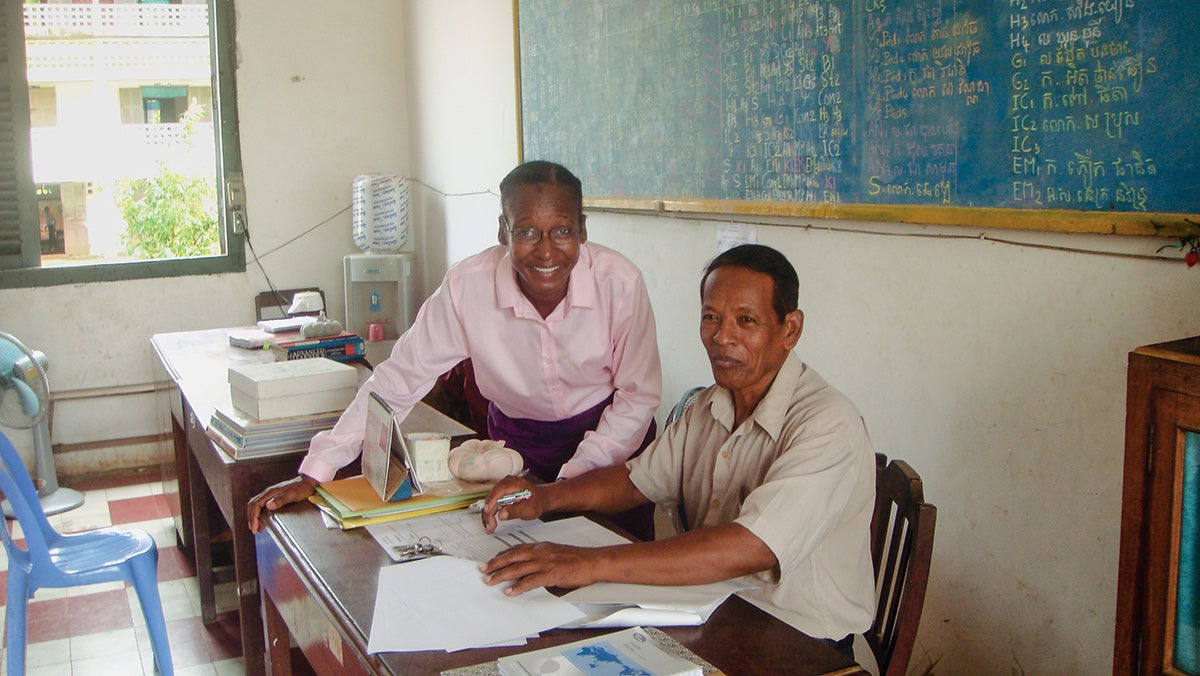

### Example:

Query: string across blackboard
xmin=516 ymin=0 xmax=1200 ymax=236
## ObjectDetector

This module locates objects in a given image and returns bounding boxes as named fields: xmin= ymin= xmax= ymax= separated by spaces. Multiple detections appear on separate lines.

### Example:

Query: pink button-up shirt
xmin=299 ymin=242 xmax=662 ymax=482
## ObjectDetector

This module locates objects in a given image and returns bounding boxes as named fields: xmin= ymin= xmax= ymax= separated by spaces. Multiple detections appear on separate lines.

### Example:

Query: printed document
xmin=367 ymin=555 xmax=584 ymax=653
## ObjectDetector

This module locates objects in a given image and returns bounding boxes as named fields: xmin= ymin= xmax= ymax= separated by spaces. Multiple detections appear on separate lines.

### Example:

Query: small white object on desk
xmin=406 ymin=433 xmax=452 ymax=483
xmin=447 ymin=439 xmax=524 ymax=482
xmin=257 ymin=316 xmax=317 ymax=333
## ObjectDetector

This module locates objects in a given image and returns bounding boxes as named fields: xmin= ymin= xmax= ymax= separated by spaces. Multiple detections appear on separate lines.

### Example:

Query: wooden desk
xmin=152 ymin=327 xmax=475 ymax=675
xmin=152 ymin=327 xmax=314 ymax=676
xmin=256 ymin=504 xmax=869 ymax=676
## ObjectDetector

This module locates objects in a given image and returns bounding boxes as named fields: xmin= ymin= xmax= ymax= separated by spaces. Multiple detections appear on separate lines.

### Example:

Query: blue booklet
xmin=497 ymin=627 xmax=701 ymax=676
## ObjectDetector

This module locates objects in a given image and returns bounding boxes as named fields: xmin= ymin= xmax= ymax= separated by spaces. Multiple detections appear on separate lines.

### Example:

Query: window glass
xmin=1 ymin=0 xmax=244 ymax=287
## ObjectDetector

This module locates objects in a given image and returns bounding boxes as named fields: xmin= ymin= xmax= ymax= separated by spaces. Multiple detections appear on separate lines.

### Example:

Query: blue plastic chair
xmin=0 ymin=430 xmax=173 ymax=675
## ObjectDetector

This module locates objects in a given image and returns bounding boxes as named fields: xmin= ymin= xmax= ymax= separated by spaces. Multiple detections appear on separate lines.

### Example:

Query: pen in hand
xmin=469 ymin=489 xmax=531 ymax=512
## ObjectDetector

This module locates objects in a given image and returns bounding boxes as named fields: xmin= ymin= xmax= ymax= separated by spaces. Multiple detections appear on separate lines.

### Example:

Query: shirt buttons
xmin=710 ymin=498 xmax=720 ymax=508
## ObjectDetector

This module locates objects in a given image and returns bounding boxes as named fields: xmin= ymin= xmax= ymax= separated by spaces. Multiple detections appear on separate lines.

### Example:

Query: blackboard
xmin=516 ymin=0 xmax=1200 ymax=236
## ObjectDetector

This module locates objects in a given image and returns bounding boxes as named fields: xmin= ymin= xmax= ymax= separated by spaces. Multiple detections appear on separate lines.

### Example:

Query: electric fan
xmin=0 ymin=331 xmax=84 ymax=516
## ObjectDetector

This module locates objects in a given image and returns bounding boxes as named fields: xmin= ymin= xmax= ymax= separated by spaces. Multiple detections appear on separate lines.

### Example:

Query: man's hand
xmin=480 ymin=475 xmax=542 ymax=533
xmin=480 ymin=542 xmax=603 ymax=595
xmin=247 ymin=474 xmax=319 ymax=533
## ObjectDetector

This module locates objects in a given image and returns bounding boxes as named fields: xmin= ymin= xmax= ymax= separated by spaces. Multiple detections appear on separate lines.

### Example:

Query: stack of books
xmin=207 ymin=406 xmax=341 ymax=459
xmin=309 ymin=475 xmax=488 ymax=529
xmin=206 ymin=357 xmax=359 ymax=459
xmin=267 ymin=330 xmax=365 ymax=362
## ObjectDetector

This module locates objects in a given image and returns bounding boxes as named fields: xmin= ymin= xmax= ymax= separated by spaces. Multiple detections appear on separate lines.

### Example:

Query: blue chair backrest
xmin=0 ymin=431 xmax=61 ymax=575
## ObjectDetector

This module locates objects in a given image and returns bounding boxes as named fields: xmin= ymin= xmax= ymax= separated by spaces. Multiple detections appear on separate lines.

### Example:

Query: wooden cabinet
xmin=1115 ymin=337 xmax=1200 ymax=675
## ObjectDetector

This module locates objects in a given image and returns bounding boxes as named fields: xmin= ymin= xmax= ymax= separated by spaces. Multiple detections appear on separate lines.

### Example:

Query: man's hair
xmin=701 ymin=244 xmax=799 ymax=322
xmin=499 ymin=160 xmax=583 ymax=215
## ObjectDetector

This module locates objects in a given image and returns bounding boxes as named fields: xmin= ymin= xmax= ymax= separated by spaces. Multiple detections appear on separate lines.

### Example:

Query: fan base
xmin=2 ymin=486 xmax=85 ymax=518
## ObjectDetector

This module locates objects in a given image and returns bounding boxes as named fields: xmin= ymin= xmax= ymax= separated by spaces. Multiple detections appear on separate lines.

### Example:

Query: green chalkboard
xmin=516 ymin=0 xmax=1200 ymax=236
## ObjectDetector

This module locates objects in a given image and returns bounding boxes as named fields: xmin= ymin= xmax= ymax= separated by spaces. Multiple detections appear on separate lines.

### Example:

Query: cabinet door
xmin=1144 ymin=391 xmax=1200 ymax=675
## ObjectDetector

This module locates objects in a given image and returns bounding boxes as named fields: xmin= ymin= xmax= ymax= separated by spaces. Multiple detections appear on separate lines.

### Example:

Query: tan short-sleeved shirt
xmin=628 ymin=353 xmax=875 ymax=639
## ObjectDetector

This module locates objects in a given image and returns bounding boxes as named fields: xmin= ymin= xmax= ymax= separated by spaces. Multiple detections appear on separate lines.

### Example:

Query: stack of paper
xmin=367 ymin=556 xmax=585 ymax=653
xmin=207 ymin=405 xmax=341 ymax=459
xmin=310 ymin=475 xmax=488 ymax=529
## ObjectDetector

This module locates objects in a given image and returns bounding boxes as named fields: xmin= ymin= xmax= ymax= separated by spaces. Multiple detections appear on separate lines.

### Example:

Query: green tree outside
xmin=114 ymin=102 xmax=219 ymax=259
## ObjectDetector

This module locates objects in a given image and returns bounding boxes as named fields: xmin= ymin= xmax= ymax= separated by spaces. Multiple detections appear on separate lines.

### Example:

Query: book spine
xmin=272 ymin=339 xmax=365 ymax=362
xmin=208 ymin=415 xmax=248 ymax=447
xmin=205 ymin=426 xmax=244 ymax=458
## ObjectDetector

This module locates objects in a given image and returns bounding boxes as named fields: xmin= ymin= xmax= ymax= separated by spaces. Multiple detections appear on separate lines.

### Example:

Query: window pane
xmin=27 ymin=1 xmax=219 ymax=267
xmin=1 ymin=0 xmax=243 ymax=286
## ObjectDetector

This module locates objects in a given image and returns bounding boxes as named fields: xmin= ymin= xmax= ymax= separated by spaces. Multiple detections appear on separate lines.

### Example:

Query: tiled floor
xmin=0 ymin=470 xmax=245 ymax=675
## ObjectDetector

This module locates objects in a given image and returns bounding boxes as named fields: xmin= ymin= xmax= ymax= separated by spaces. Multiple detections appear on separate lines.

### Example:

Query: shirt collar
xmin=709 ymin=352 xmax=803 ymax=440
xmin=495 ymin=244 xmax=596 ymax=319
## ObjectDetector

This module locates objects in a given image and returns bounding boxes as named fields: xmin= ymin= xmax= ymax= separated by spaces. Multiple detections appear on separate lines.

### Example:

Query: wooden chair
xmin=866 ymin=453 xmax=937 ymax=676
xmin=254 ymin=287 xmax=325 ymax=321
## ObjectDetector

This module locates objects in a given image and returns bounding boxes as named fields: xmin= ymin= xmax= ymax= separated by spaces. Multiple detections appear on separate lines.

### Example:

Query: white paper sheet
xmin=366 ymin=556 xmax=585 ymax=653
xmin=559 ymin=578 xmax=756 ymax=628
xmin=366 ymin=512 xmax=631 ymax=563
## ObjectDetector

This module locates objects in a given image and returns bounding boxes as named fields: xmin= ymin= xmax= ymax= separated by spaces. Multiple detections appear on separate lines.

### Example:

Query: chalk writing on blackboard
xmin=517 ymin=0 xmax=1200 ymax=236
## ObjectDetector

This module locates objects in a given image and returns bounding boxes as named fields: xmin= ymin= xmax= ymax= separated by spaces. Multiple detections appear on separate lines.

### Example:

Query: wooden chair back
xmin=867 ymin=453 xmax=937 ymax=676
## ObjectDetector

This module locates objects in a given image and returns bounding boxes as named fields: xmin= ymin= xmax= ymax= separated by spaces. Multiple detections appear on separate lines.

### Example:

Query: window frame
xmin=0 ymin=0 xmax=245 ymax=289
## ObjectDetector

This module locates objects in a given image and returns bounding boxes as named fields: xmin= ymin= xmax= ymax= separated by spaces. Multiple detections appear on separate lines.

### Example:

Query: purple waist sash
xmin=487 ymin=393 xmax=655 ymax=482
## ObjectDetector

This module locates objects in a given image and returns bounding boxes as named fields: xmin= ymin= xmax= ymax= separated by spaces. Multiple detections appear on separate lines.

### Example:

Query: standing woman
xmin=249 ymin=161 xmax=662 ymax=539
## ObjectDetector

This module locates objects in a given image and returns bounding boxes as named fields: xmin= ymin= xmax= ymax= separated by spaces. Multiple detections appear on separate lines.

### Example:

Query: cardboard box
xmin=230 ymin=386 xmax=356 ymax=420
xmin=228 ymin=358 xmax=357 ymax=398
xmin=228 ymin=358 xmax=359 ymax=420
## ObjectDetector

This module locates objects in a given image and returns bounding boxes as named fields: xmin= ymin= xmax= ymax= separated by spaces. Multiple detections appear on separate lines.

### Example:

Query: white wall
xmin=2 ymin=1 xmax=1197 ymax=672
xmin=0 ymin=0 xmax=410 ymax=474
xmin=405 ymin=1 xmax=1200 ymax=673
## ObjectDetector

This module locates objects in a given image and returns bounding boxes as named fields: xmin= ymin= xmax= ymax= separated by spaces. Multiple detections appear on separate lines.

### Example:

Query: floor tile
xmin=71 ymin=627 xmax=138 ymax=661
xmin=110 ymin=494 xmax=173 ymax=526
xmin=157 ymin=545 xmax=197 ymax=582
xmin=25 ymin=637 xmax=69 ymax=667
xmin=66 ymin=588 xmax=134 ymax=636
xmin=25 ymin=596 xmax=71 ymax=643
xmin=105 ymin=482 xmax=156 ymax=502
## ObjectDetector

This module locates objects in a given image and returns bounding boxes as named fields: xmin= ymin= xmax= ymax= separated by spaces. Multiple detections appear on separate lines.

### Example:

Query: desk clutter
xmin=362 ymin=511 xmax=747 ymax=655
xmin=227 ymin=327 xmax=366 ymax=362
xmin=310 ymin=474 xmax=489 ymax=529
xmin=205 ymin=358 xmax=356 ymax=458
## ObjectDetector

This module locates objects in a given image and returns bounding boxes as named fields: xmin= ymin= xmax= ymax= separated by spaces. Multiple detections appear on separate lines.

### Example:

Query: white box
xmin=230 ymin=385 xmax=356 ymax=420
xmin=228 ymin=358 xmax=357 ymax=399
xmin=405 ymin=433 xmax=452 ymax=484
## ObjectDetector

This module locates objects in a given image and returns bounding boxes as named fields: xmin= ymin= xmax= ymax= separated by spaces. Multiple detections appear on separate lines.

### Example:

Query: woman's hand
xmin=247 ymin=474 xmax=319 ymax=533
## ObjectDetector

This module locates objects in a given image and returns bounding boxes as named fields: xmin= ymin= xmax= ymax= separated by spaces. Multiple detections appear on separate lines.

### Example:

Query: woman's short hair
xmin=499 ymin=161 xmax=583 ymax=214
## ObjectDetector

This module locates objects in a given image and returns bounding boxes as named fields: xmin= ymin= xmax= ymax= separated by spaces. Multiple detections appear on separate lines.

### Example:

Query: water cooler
xmin=344 ymin=253 xmax=417 ymax=366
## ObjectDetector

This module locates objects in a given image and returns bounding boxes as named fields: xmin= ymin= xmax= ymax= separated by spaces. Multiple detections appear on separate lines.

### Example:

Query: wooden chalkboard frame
xmin=513 ymin=1 xmax=1200 ymax=239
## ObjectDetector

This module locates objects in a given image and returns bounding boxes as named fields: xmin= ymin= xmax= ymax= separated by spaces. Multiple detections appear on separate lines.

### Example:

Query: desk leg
xmin=169 ymin=415 xmax=193 ymax=549
xmin=187 ymin=448 xmax=217 ymax=623
xmin=263 ymin=579 xmax=292 ymax=676
xmin=233 ymin=496 xmax=268 ymax=675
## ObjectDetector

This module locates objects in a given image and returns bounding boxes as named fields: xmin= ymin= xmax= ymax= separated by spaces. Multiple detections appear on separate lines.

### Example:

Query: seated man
xmin=479 ymin=244 xmax=875 ymax=660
